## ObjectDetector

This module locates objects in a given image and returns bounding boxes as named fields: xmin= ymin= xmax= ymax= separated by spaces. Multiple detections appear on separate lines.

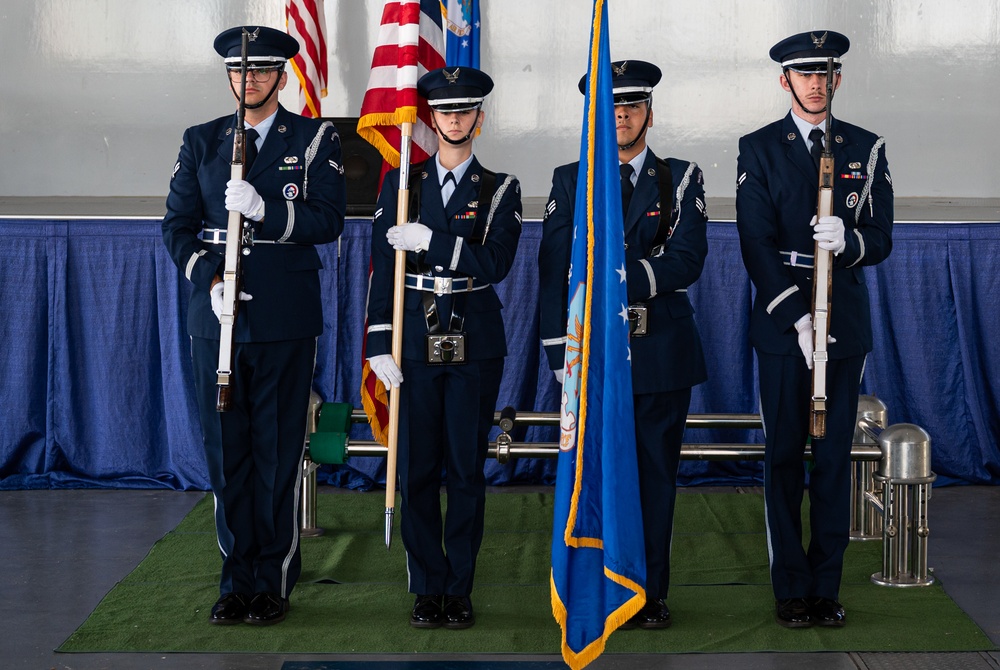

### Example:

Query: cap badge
xmin=612 ymin=61 xmax=628 ymax=76
xmin=444 ymin=68 xmax=460 ymax=84
xmin=811 ymin=31 xmax=828 ymax=49
xmin=247 ymin=27 xmax=260 ymax=42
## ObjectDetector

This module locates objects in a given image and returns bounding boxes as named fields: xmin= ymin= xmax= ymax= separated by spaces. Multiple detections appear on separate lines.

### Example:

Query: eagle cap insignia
xmin=444 ymin=68 xmax=460 ymax=84
xmin=247 ymin=27 xmax=260 ymax=42
xmin=612 ymin=61 xmax=628 ymax=76
xmin=811 ymin=31 xmax=828 ymax=49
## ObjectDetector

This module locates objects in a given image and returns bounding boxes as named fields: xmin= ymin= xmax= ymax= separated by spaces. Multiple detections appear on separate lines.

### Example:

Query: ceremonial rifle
xmin=809 ymin=57 xmax=836 ymax=438
xmin=216 ymin=27 xmax=256 ymax=412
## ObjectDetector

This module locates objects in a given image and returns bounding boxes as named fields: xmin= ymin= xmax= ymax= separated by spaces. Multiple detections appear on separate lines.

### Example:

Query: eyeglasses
xmin=227 ymin=67 xmax=281 ymax=82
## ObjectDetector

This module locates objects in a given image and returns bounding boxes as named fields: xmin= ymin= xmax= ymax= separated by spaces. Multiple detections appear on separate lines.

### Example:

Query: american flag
xmin=357 ymin=0 xmax=446 ymax=168
xmin=286 ymin=0 xmax=328 ymax=118
xmin=358 ymin=0 xmax=445 ymax=446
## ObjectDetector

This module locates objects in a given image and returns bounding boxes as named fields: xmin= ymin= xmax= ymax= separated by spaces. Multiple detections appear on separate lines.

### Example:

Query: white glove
xmin=553 ymin=368 xmax=565 ymax=384
xmin=369 ymin=354 xmax=403 ymax=388
xmin=209 ymin=282 xmax=253 ymax=322
xmin=387 ymin=223 xmax=432 ymax=252
xmin=811 ymin=215 xmax=846 ymax=254
xmin=225 ymin=179 xmax=265 ymax=222
xmin=794 ymin=313 xmax=837 ymax=369
xmin=794 ymin=313 xmax=814 ymax=370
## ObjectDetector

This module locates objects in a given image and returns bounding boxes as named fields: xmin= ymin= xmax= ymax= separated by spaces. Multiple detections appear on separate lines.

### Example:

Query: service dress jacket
xmin=162 ymin=105 xmax=346 ymax=342
xmin=539 ymin=150 xmax=709 ymax=394
xmin=735 ymin=112 xmax=893 ymax=358
xmin=365 ymin=155 xmax=522 ymax=362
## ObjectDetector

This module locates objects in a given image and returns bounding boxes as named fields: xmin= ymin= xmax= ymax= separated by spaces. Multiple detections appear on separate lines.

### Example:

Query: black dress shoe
xmin=775 ymin=598 xmax=813 ymax=628
xmin=634 ymin=598 xmax=671 ymax=629
xmin=244 ymin=592 xmax=289 ymax=626
xmin=442 ymin=594 xmax=475 ymax=629
xmin=410 ymin=594 xmax=443 ymax=629
xmin=209 ymin=592 xmax=250 ymax=625
xmin=808 ymin=597 xmax=846 ymax=627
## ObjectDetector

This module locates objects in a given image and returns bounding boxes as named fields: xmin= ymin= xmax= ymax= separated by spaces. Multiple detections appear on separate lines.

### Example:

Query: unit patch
xmin=283 ymin=183 xmax=300 ymax=200
xmin=846 ymin=192 xmax=859 ymax=208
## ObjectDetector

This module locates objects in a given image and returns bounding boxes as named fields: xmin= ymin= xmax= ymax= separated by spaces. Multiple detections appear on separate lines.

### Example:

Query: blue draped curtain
xmin=1 ymin=218 xmax=997 ymax=490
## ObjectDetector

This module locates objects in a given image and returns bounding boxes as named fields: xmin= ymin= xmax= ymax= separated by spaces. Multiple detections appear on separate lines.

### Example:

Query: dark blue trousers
xmin=192 ymin=336 xmax=315 ymax=599
xmin=634 ymin=388 xmax=691 ymax=600
xmin=397 ymin=357 xmax=504 ymax=597
xmin=757 ymin=351 xmax=865 ymax=601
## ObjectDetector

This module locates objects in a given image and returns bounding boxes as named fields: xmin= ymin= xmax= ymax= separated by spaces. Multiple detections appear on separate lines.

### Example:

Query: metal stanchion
xmin=850 ymin=396 xmax=887 ymax=541
xmin=859 ymin=421 xmax=936 ymax=587
xmin=300 ymin=391 xmax=325 ymax=538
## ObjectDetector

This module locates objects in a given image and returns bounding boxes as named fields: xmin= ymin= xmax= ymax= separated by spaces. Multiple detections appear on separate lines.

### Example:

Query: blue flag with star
xmin=550 ymin=1 xmax=645 ymax=668
xmin=444 ymin=0 xmax=480 ymax=67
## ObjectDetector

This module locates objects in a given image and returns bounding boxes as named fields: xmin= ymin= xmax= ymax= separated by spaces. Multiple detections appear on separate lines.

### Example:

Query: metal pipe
xmin=338 ymin=439 xmax=882 ymax=462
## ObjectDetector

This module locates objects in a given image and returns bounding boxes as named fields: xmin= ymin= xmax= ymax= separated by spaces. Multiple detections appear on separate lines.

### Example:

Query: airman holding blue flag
xmin=541 ymin=58 xmax=709 ymax=631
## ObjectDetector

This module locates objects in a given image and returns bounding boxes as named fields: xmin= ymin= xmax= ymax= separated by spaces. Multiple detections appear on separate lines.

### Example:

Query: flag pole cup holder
xmin=300 ymin=395 xmax=352 ymax=538
xmin=850 ymin=395 xmax=888 ymax=541
xmin=858 ymin=419 xmax=937 ymax=587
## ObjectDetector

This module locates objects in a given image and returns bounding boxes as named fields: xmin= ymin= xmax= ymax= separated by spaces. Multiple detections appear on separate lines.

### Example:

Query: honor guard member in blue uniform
xmin=162 ymin=26 xmax=345 ymax=626
xmin=364 ymin=67 xmax=522 ymax=630
xmin=736 ymin=31 xmax=893 ymax=628
xmin=538 ymin=60 xmax=708 ymax=629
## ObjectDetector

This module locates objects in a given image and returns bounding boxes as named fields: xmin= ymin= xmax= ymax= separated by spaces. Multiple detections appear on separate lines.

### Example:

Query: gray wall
xmin=2 ymin=0 xmax=998 ymax=199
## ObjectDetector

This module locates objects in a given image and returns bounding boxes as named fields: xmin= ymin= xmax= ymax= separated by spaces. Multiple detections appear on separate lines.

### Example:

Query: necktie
xmin=442 ymin=171 xmax=456 ymax=206
xmin=809 ymin=127 xmax=824 ymax=170
xmin=244 ymin=128 xmax=260 ymax=172
xmin=620 ymin=163 xmax=635 ymax=218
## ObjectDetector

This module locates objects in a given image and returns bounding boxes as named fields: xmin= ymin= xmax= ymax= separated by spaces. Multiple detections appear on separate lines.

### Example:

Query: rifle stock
xmin=809 ymin=58 xmax=836 ymax=438
xmin=216 ymin=28 xmax=253 ymax=412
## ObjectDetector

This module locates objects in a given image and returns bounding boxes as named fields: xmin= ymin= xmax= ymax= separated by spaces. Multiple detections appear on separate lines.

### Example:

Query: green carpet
xmin=58 ymin=491 xmax=994 ymax=654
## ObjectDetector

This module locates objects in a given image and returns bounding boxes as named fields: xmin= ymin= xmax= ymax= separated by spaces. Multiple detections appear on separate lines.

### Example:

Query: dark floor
xmin=2 ymin=486 xmax=998 ymax=670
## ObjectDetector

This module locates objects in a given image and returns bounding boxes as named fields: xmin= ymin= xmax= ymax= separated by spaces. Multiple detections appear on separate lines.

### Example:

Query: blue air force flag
xmin=550 ymin=1 xmax=646 ymax=669
xmin=444 ymin=0 xmax=480 ymax=68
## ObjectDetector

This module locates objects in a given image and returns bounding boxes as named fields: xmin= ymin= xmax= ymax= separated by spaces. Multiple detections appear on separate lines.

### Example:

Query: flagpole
xmin=385 ymin=121 xmax=414 ymax=550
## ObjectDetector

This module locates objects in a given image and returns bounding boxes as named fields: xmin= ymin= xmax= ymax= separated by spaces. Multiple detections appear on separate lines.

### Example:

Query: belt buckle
xmin=433 ymin=277 xmax=452 ymax=295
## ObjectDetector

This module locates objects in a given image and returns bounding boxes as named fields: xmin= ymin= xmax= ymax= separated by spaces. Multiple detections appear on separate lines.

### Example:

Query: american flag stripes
xmin=358 ymin=0 xmax=446 ymax=446
xmin=357 ymin=0 xmax=446 ymax=168
xmin=286 ymin=0 xmax=328 ymax=118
